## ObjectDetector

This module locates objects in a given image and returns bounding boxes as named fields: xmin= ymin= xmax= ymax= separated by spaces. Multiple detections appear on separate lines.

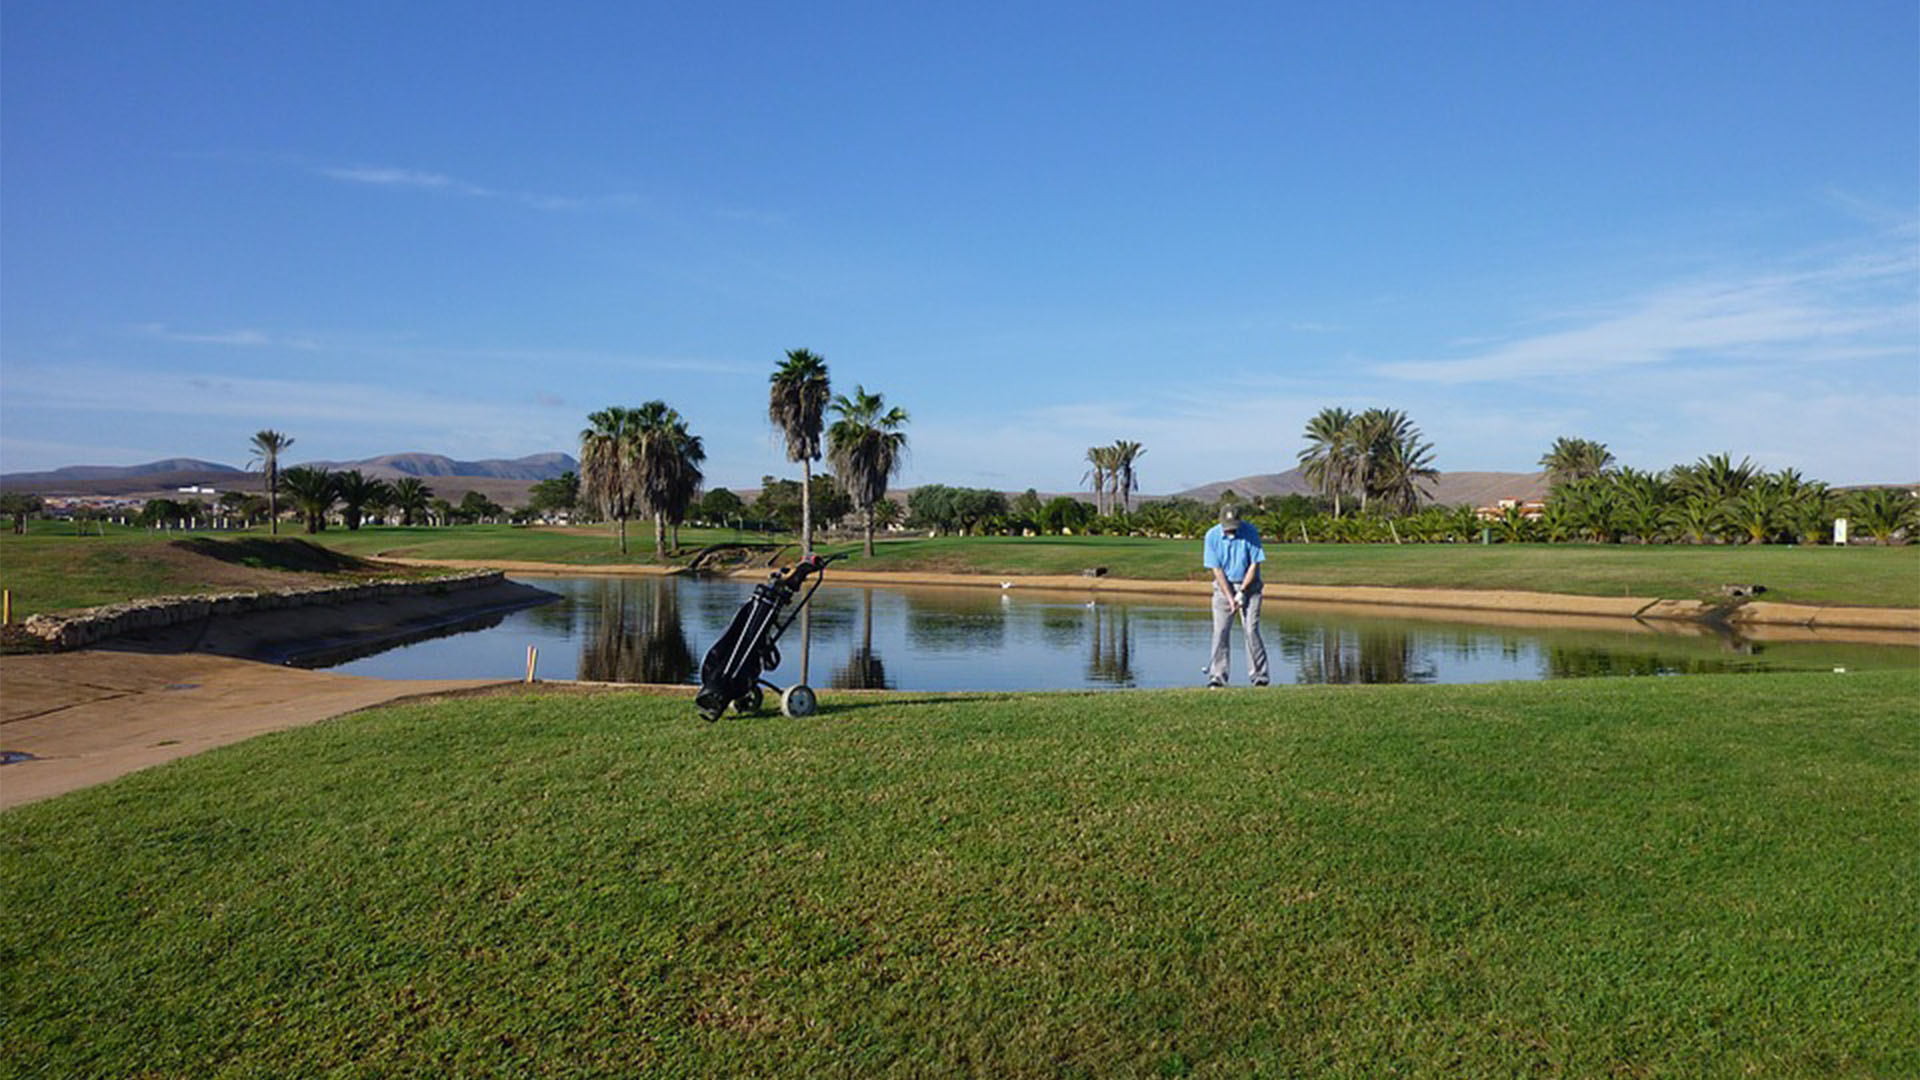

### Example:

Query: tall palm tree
xmin=1367 ymin=429 xmax=1439 ymax=515
xmin=828 ymin=385 xmax=910 ymax=558
xmin=1112 ymin=440 xmax=1146 ymax=514
xmin=1538 ymin=437 xmax=1616 ymax=487
xmin=248 ymin=429 xmax=294 ymax=535
xmin=1350 ymin=407 xmax=1420 ymax=513
xmin=651 ymin=407 xmax=705 ymax=556
xmin=1298 ymin=408 xmax=1357 ymax=518
xmin=581 ymin=406 xmax=643 ymax=554
xmin=1082 ymin=446 xmax=1110 ymax=516
xmin=389 ymin=477 xmax=433 ymax=526
xmin=277 ymin=466 xmax=337 ymax=534
xmin=769 ymin=348 xmax=832 ymax=557
xmin=618 ymin=400 xmax=703 ymax=560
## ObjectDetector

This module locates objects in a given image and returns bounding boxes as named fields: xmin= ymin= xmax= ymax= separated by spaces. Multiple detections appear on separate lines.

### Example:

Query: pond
xmin=312 ymin=575 xmax=1918 ymax=690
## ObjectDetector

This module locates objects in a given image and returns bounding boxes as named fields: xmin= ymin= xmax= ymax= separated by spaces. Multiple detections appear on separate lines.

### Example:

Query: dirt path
xmin=0 ymin=651 xmax=500 ymax=810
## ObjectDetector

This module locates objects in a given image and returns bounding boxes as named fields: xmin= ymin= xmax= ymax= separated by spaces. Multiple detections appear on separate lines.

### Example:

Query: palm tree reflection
xmin=1086 ymin=603 xmax=1136 ymax=686
xmin=579 ymin=579 xmax=695 ymax=684
xmin=1287 ymin=627 xmax=1435 ymax=685
xmin=831 ymin=589 xmax=891 ymax=690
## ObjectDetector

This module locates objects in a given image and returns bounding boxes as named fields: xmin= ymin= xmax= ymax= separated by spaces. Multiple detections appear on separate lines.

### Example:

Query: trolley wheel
xmin=780 ymin=684 xmax=819 ymax=718
xmin=734 ymin=685 xmax=764 ymax=714
xmin=698 ymin=706 xmax=724 ymax=723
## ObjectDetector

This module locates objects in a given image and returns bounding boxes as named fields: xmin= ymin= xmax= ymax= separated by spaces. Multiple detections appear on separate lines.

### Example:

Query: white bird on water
xmin=999 ymin=581 xmax=1015 ymax=590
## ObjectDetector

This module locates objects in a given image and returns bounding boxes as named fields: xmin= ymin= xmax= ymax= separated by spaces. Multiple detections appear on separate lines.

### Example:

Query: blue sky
xmin=3 ymin=1 xmax=1915 ymax=491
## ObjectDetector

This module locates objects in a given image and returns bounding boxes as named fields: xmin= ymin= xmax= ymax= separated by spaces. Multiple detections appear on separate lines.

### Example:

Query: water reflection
xmin=830 ymin=590 xmax=892 ymax=690
xmin=1285 ymin=628 xmax=1437 ymax=685
xmin=578 ymin=578 xmax=695 ymax=684
xmin=318 ymin=575 xmax=1917 ymax=690
xmin=1086 ymin=603 xmax=1136 ymax=686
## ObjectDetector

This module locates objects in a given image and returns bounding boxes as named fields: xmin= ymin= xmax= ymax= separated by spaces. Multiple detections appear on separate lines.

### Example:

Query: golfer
xmin=1203 ymin=504 xmax=1269 ymax=687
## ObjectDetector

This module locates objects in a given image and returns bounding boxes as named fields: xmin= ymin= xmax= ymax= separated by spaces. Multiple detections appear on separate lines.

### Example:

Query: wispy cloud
xmin=317 ymin=162 xmax=642 ymax=212
xmin=135 ymin=323 xmax=319 ymax=349
xmin=1375 ymin=237 xmax=1918 ymax=383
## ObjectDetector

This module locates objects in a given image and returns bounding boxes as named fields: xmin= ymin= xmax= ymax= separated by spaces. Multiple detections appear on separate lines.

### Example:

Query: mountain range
xmin=0 ymin=452 xmax=578 ymax=497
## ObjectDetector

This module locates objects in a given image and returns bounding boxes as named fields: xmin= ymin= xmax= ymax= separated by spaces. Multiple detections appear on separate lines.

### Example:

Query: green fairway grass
xmin=849 ymin=535 xmax=1920 ymax=609
xmin=0 ymin=528 xmax=433 ymax=619
xmin=308 ymin=523 xmax=748 ymax=565
xmin=5 ymin=672 xmax=1915 ymax=1076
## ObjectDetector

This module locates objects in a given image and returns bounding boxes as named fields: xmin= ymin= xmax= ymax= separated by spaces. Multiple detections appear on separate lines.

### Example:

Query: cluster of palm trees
xmin=1080 ymin=441 xmax=1146 ymax=515
xmin=578 ymin=354 xmax=912 ymax=561
xmin=247 ymin=430 xmax=439 ymax=533
xmin=272 ymin=466 xmax=437 ymax=533
xmin=1297 ymin=407 xmax=1440 ymax=517
xmin=579 ymin=403 xmax=706 ymax=556
xmin=1537 ymin=450 xmax=1915 ymax=545
xmin=767 ymin=349 xmax=911 ymax=558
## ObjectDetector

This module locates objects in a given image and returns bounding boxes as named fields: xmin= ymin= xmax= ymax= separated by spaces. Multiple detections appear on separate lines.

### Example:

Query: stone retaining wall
xmin=19 ymin=572 xmax=508 ymax=650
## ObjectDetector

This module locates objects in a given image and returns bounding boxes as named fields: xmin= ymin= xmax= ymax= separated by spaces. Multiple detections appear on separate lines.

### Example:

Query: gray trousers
xmin=1209 ymin=587 xmax=1268 ymax=684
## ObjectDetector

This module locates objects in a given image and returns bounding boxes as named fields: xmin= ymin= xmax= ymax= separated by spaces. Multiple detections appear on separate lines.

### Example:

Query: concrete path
xmin=0 ymin=650 xmax=500 ymax=810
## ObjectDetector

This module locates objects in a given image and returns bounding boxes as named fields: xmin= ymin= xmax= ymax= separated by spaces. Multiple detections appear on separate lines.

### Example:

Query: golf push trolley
xmin=695 ymin=552 xmax=845 ymax=722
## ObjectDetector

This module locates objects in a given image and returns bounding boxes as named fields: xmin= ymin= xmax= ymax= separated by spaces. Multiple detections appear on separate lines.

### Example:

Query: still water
xmin=316 ymin=575 xmax=1917 ymax=690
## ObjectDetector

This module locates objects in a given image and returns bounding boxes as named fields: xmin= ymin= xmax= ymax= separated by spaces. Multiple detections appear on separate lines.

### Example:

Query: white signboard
xmin=1833 ymin=517 xmax=1849 ymax=546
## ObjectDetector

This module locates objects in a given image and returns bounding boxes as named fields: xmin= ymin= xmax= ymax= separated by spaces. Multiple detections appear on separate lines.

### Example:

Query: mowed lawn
xmin=5 ymin=672 xmax=1915 ymax=1076
xmin=842 ymin=534 xmax=1920 ymax=608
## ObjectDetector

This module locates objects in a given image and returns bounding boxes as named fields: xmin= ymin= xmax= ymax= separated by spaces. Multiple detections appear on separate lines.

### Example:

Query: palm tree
xmin=333 ymin=470 xmax=390 ymax=531
xmin=1664 ymin=494 xmax=1728 ymax=545
xmin=1726 ymin=483 xmax=1788 ymax=545
xmin=1847 ymin=487 xmax=1917 ymax=545
xmin=1613 ymin=468 xmax=1669 ymax=545
xmin=1082 ymin=446 xmax=1111 ymax=516
xmin=1672 ymin=452 xmax=1757 ymax=502
xmin=657 ymin=411 xmax=706 ymax=555
xmin=581 ymin=406 xmax=643 ymax=554
xmin=827 ymin=385 xmax=910 ymax=557
xmin=277 ymin=466 xmax=337 ymax=534
xmin=1350 ymin=408 xmax=1419 ymax=513
xmin=1298 ymin=408 xmax=1357 ymax=518
xmin=248 ymin=429 xmax=294 ymax=535
xmin=1112 ymin=440 xmax=1146 ymax=514
xmin=1538 ymin=437 xmax=1616 ymax=487
xmin=769 ymin=348 xmax=832 ymax=557
xmin=1367 ymin=430 xmax=1439 ymax=516
xmin=629 ymin=401 xmax=702 ymax=559
xmin=389 ymin=477 xmax=433 ymax=526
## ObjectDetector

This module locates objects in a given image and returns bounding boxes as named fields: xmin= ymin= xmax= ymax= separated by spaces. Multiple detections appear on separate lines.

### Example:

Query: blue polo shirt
xmin=1203 ymin=522 xmax=1265 ymax=587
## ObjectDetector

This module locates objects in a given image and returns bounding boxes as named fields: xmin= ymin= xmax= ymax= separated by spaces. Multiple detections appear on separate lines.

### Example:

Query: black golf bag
xmin=695 ymin=553 xmax=840 ymax=721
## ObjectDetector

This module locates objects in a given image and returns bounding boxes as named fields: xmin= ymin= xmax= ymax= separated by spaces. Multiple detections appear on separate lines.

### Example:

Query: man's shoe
xmin=1207 ymin=679 xmax=1225 ymax=689
xmin=1252 ymin=679 xmax=1269 ymax=687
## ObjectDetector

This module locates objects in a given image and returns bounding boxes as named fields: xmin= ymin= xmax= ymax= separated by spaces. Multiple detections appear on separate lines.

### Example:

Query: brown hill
xmin=1175 ymin=467 xmax=1549 ymax=508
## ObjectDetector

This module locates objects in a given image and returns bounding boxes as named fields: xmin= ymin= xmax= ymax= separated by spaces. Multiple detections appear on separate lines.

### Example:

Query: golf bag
xmin=695 ymin=553 xmax=840 ymax=721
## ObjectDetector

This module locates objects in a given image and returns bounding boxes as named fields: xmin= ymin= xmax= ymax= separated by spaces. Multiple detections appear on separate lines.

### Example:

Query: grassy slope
xmin=0 ymin=528 xmax=425 ymax=619
xmin=5 ymin=671 xmax=1915 ymax=1076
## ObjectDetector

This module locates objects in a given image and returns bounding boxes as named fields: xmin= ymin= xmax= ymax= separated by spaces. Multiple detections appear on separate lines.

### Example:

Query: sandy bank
xmin=0 ymin=651 xmax=501 ymax=809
